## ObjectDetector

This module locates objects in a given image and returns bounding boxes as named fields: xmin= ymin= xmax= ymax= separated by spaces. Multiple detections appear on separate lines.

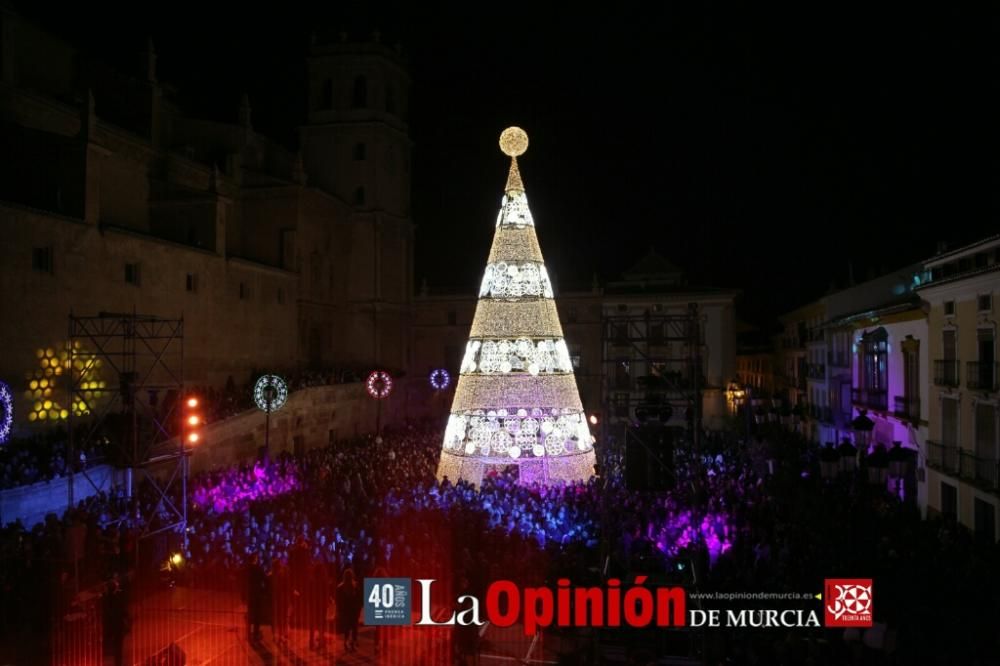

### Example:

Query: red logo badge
xmin=824 ymin=579 xmax=873 ymax=627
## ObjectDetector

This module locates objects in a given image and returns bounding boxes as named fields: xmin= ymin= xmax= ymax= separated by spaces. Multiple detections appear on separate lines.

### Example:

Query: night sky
xmin=17 ymin=2 xmax=998 ymax=327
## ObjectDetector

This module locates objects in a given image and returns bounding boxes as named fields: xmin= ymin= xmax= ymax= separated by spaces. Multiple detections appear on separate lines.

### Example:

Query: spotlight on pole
xmin=183 ymin=393 xmax=202 ymax=446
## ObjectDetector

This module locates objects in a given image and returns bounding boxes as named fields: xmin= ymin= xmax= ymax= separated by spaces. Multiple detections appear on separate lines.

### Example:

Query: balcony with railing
xmin=892 ymin=395 xmax=920 ymax=422
xmin=852 ymin=387 xmax=888 ymax=411
xmin=827 ymin=352 xmax=850 ymax=369
xmin=807 ymin=363 xmax=826 ymax=380
xmin=967 ymin=361 xmax=999 ymax=392
xmin=927 ymin=441 xmax=1000 ymax=491
xmin=806 ymin=329 xmax=825 ymax=345
xmin=933 ymin=360 xmax=960 ymax=387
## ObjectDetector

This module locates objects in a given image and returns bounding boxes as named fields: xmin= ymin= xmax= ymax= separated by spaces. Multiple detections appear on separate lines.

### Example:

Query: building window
xmin=975 ymin=402 xmax=997 ymax=461
xmin=322 ymin=78 xmax=333 ymax=109
xmin=861 ymin=328 xmax=888 ymax=393
xmin=941 ymin=397 xmax=959 ymax=447
xmin=32 ymin=247 xmax=53 ymax=274
xmin=385 ymin=85 xmax=396 ymax=114
xmin=354 ymin=186 xmax=365 ymax=205
xmin=901 ymin=337 xmax=920 ymax=419
xmin=944 ymin=300 xmax=955 ymax=316
xmin=571 ymin=353 xmax=581 ymax=370
xmin=239 ymin=282 xmax=251 ymax=300
xmin=940 ymin=482 xmax=957 ymax=520
xmin=974 ymin=497 xmax=996 ymax=543
xmin=353 ymin=142 xmax=366 ymax=161
xmin=978 ymin=294 xmax=993 ymax=312
xmin=447 ymin=311 xmax=457 ymax=325
xmin=186 ymin=273 xmax=198 ymax=293
xmin=352 ymin=76 xmax=367 ymax=108
xmin=124 ymin=263 xmax=141 ymax=286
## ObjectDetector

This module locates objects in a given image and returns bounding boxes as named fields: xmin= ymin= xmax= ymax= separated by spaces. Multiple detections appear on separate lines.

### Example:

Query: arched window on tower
xmin=321 ymin=79 xmax=333 ymax=109
xmin=385 ymin=85 xmax=396 ymax=114
xmin=354 ymin=186 xmax=365 ymax=205
xmin=352 ymin=76 xmax=367 ymax=108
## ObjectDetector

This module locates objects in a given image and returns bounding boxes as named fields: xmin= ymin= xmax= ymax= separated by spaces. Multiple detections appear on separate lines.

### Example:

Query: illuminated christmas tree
xmin=437 ymin=127 xmax=596 ymax=486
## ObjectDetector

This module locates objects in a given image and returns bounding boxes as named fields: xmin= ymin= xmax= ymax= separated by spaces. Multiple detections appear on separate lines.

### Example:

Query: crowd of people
xmin=0 ymin=366 xmax=376 ymax=491
xmin=1 ymin=415 xmax=998 ymax=664
xmin=0 ymin=427 xmax=111 ymax=490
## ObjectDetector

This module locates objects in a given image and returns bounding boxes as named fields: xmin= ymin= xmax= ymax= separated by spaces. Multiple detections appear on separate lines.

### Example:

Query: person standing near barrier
xmin=271 ymin=560 xmax=290 ymax=644
xmin=306 ymin=556 xmax=329 ymax=650
xmin=245 ymin=553 xmax=268 ymax=642
xmin=335 ymin=568 xmax=360 ymax=652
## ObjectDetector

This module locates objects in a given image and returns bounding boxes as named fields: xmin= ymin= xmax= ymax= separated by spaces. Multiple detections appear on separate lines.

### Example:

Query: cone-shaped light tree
xmin=437 ymin=127 xmax=597 ymax=486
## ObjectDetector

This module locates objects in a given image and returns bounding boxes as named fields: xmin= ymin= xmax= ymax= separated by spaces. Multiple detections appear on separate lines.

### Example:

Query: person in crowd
xmin=307 ymin=556 xmax=330 ymax=650
xmin=245 ymin=552 xmax=269 ymax=642
xmin=335 ymin=568 xmax=361 ymax=653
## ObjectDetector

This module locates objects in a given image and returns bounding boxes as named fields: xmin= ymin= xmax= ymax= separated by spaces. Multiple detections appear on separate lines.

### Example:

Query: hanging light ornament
xmin=429 ymin=368 xmax=451 ymax=390
xmin=367 ymin=370 xmax=393 ymax=400
xmin=253 ymin=375 xmax=288 ymax=413
xmin=0 ymin=380 xmax=13 ymax=444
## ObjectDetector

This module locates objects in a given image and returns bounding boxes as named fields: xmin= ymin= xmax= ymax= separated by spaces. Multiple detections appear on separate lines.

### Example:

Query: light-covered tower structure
xmin=437 ymin=127 xmax=596 ymax=486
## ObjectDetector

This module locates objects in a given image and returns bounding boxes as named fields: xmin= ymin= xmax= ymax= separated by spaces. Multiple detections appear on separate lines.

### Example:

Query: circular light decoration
xmin=366 ymin=370 xmax=393 ymax=400
xmin=253 ymin=375 xmax=288 ymax=413
xmin=429 ymin=368 xmax=451 ymax=391
xmin=0 ymin=380 xmax=13 ymax=444
xmin=499 ymin=126 xmax=529 ymax=157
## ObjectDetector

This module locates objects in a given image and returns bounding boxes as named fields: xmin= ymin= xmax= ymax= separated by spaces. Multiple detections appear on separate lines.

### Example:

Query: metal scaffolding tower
xmin=600 ymin=302 xmax=704 ymax=450
xmin=67 ymin=311 xmax=187 ymax=544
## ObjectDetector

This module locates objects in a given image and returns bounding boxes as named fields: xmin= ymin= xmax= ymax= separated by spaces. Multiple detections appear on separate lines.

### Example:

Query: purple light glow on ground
xmin=191 ymin=458 xmax=300 ymax=513
xmin=652 ymin=510 xmax=734 ymax=565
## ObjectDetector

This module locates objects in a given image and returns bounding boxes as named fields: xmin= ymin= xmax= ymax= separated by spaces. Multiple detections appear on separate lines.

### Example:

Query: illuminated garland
xmin=0 ymin=380 xmax=13 ymax=444
xmin=443 ymin=409 xmax=593 ymax=457
xmin=253 ymin=375 xmax=288 ymax=413
xmin=429 ymin=368 xmax=451 ymax=390
xmin=479 ymin=261 xmax=553 ymax=299
xmin=366 ymin=370 xmax=393 ymax=399
xmin=460 ymin=338 xmax=572 ymax=375
xmin=495 ymin=192 xmax=534 ymax=228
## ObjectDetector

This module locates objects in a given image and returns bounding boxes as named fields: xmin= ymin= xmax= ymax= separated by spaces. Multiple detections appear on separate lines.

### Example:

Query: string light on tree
xmin=429 ymin=368 xmax=451 ymax=390
xmin=436 ymin=127 xmax=597 ymax=486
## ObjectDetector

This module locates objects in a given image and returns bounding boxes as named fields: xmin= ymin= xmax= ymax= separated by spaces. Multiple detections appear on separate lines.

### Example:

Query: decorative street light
xmin=820 ymin=442 xmax=840 ymax=481
xmin=429 ymin=368 xmax=451 ymax=391
xmin=868 ymin=442 xmax=889 ymax=487
xmin=366 ymin=370 xmax=393 ymax=435
xmin=254 ymin=374 xmax=288 ymax=456
xmin=837 ymin=437 xmax=857 ymax=475
xmin=851 ymin=409 xmax=875 ymax=452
